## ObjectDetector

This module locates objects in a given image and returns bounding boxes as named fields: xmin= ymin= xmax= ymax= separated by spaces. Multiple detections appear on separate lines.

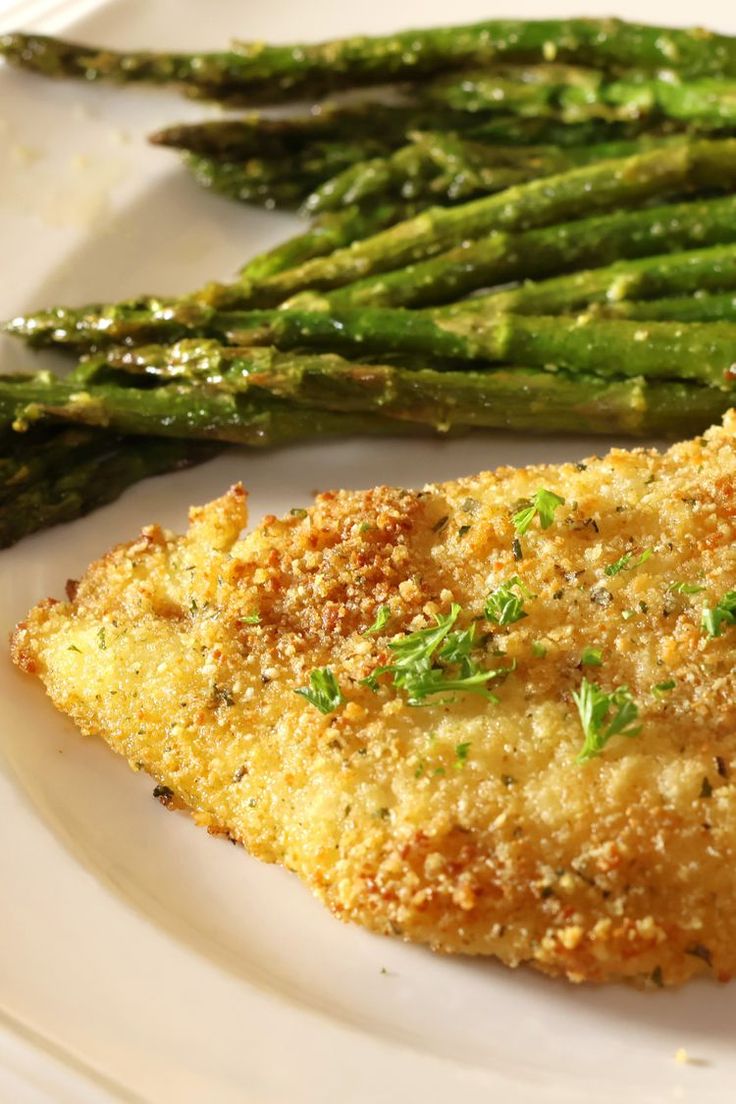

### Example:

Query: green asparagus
xmin=0 ymin=371 xmax=420 ymax=446
xmin=11 ymin=192 xmax=736 ymax=354
xmin=64 ymin=342 xmax=731 ymax=440
xmin=83 ymin=311 xmax=736 ymax=389
xmin=288 ymin=193 xmax=736 ymax=310
xmin=590 ymin=291 xmax=736 ymax=323
xmin=305 ymin=130 xmax=687 ymax=214
xmin=238 ymin=358 xmax=732 ymax=439
xmin=183 ymin=154 xmax=312 ymax=210
xmin=5 ymin=19 xmax=736 ymax=102
xmin=248 ymin=140 xmax=736 ymax=303
xmin=436 ymin=242 xmax=736 ymax=318
xmin=427 ymin=67 xmax=736 ymax=128
xmin=239 ymin=201 xmax=419 ymax=283
xmin=152 ymin=111 xmax=664 ymax=163
xmin=0 ymin=428 xmax=217 ymax=548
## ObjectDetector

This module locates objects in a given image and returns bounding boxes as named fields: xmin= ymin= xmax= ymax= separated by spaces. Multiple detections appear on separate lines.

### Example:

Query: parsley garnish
xmin=609 ymin=549 xmax=653 ymax=582
xmin=573 ymin=678 xmax=642 ymax=762
xmin=668 ymin=581 xmax=705 ymax=595
xmin=243 ymin=612 xmax=261 ymax=624
xmin=363 ymin=605 xmax=391 ymax=636
xmin=363 ymin=603 xmax=510 ymax=705
xmin=512 ymin=488 xmax=565 ymax=536
xmin=604 ymin=548 xmax=653 ymax=577
xmin=97 ymin=627 xmax=107 ymax=650
xmin=485 ymin=576 xmax=532 ymax=626
xmin=580 ymin=646 xmax=603 ymax=666
xmin=290 ymin=507 xmax=307 ymax=518
xmin=454 ymin=741 xmax=471 ymax=769
xmin=652 ymin=679 xmax=676 ymax=696
xmin=295 ymin=668 xmax=345 ymax=714
xmin=531 ymin=641 xmax=547 ymax=658
xmin=702 ymin=591 xmax=736 ymax=638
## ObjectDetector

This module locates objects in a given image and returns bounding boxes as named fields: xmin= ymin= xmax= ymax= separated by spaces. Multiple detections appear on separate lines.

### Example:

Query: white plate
xmin=2 ymin=1 xmax=736 ymax=1100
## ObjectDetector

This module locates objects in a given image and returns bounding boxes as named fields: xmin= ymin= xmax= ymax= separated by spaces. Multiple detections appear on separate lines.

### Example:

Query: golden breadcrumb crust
xmin=12 ymin=414 xmax=736 ymax=986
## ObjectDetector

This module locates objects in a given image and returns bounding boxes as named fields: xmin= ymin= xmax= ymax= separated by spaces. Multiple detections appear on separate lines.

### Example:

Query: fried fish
xmin=12 ymin=414 xmax=736 ymax=985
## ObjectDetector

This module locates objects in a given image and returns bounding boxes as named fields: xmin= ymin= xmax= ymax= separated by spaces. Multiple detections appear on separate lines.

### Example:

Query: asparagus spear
xmin=85 ymin=310 xmax=736 ymax=389
xmin=239 ymin=201 xmax=418 ymax=283
xmin=234 ymin=359 xmax=733 ymax=439
xmin=0 ymin=424 xmax=119 ymax=502
xmin=20 ymin=264 xmax=736 ymax=362
xmin=183 ymin=154 xmax=313 ymax=210
xmin=5 ymin=20 xmax=736 ymax=102
xmin=150 ymin=111 xmax=396 ymax=159
xmin=64 ymin=343 xmax=731 ymax=440
xmin=294 ymin=192 xmax=736 ymax=309
xmin=0 ymin=371 xmax=422 ymax=446
xmin=305 ymin=130 xmax=686 ymax=214
xmin=0 ymin=428 xmax=217 ymax=548
xmin=436 ymin=242 xmax=736 ymax=318
xmin=303 ymin=139 xmax=527 ymax=215
xmin=423 ymin=63 xmax=605 ymax=116
xmin=152 ymin=111 xmax=663 ymax=162
xmin=6 ymin=349 xmax=729 ymax=441
xmin=11 ymin=190 xmax=736 ymax=355
xmin=597 ymin=291 xmax=736 ymax=323
xmin=248 ymin=140 xmax=736 ymax=303
xmin=428 ymin=67 xmax=736 ymax=128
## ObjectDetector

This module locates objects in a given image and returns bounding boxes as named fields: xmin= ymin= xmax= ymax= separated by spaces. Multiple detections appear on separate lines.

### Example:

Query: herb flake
xmin=295 ymin=668 xmax=344 ymax=714
xmin=604 ymin=548 xmax=653 ymax=577
xmin=485 ymin=576 xmax=532 ymax=626
xmin=363 ymin=605 xmax=391 ymax=636
xmin=512 ymin=488 xmax=565 ymax=536
xmin=363 ymin=603 xmax=510 ymax=705
xmin=454 ymin=741 xmax=471 ymax=769
xmin=702 ymin=590 xmax=736 ymax=638
xmin=668 ymin=580 xmax=705 ymax=595
xmin=573 ymin=678 xmax=642 ymax=762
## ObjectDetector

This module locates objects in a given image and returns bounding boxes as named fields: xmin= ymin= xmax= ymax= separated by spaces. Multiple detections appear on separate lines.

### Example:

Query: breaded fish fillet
xmin=12 ymin=415 xmax=736 ymax=986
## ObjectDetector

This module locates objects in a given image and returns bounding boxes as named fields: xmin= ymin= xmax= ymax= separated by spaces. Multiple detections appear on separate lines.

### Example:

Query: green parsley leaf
xmin=97 ymin=627 xmax=107 ymax=651
xmin=573 ymin=678 xmax=642 ymax=762
xmin=580 ymin=646 xmax=603 ymax=666
xmin=485 ymin=576 xmax=532 ymax=626
xmin=290 ymin=507 xmax=307 ymax=518
xmin=454 ymin=741 xmax=471 ymax=769
xmin=604 ymin=548 xmax=653 ymax=577
xmin=242 ymin=612 xmax=261 ymax=624
xmin=385 ymin=604 xmax=461 ymax=668
xmin=652 ymin=679 xmax=676 ymax=696
xmin=512 ymin=488 xmax=565 ymax=536
xmin=295 ymin=668 xmax=345 ymax=714
xmin=438 ymin=623 xmax=477 ymax=665
xmin=531 ymin=641 xmax=547 ymax=658
xmin=363 ymin=604 xmax=511 ymax=705
xmin=668 ymin=581 xmax=705 ymax=595
xmin=363 ymin=605 xmax=391 ymax=636
xmin=702 ymin=591 xmax=736 ymax=638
